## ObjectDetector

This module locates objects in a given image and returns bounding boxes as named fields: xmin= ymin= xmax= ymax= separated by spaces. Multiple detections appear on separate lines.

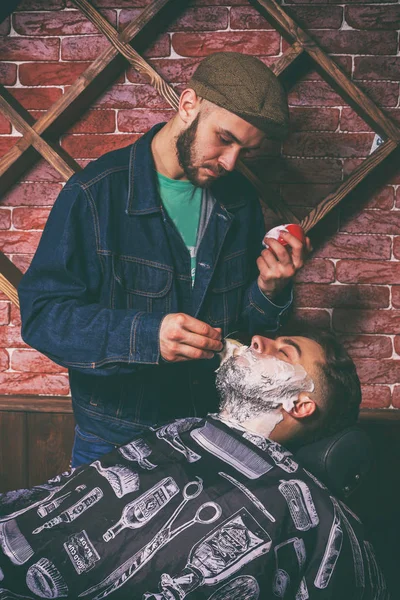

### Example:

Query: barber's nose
xmin=251 ymin=335 xmax=272 ymax=354
xmin=219 ymin=147 xmax=240 ymax=172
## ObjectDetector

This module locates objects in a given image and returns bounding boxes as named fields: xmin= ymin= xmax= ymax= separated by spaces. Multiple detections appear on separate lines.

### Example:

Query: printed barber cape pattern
xmin=0 ymin=417 xmax=389 ymax=599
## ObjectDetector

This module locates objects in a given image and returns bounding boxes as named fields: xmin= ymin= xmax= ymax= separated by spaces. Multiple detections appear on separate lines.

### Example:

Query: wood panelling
xmin=27 ymin=413 xmax=75 ymax=487
xmin=0 ymin=409 xmax=74 ymax=492
xmin=0 ymin=411 xmax=27 ymax=491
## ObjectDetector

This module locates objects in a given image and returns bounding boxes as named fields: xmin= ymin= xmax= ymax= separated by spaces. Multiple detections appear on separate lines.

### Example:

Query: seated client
xmin=0 ymin=330 xmax=389 ymax=599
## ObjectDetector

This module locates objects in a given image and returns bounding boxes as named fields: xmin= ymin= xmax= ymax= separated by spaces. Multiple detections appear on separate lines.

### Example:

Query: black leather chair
xmin=294 ymin=426 xmax=374 ymax=499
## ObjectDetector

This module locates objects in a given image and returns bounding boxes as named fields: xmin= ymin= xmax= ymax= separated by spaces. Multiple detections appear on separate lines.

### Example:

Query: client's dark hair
xmin=275 ymin=326 xmax=362 ymax=441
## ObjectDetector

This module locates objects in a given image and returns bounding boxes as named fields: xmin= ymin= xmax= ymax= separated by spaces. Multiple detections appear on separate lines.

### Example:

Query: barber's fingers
xmin=160 ymin=313 xmax=223 ymax=362
xmin=279 ymin=231 xmax=311 ymax=269
xmin=262 ymin=238 xmax=294 ymax=267
xmin=179 ymin=313 xmax=222 ymax=339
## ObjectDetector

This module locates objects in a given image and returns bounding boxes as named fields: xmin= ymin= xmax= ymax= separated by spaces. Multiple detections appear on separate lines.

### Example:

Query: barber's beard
xmin=175 ymin=115 xmax=225 ymax=188
xmin=216 ymin=355 xmax=312 ymax=423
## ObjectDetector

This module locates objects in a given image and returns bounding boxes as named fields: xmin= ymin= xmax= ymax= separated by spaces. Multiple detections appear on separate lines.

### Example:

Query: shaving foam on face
xmin=217 ymin=338 xmax=248 ymax=369
xmin=216 ymin=344 xmax=315 ymax=435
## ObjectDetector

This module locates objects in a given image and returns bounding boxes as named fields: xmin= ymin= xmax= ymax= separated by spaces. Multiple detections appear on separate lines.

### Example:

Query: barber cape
xmin=0 ymin=417 xmax=389 ymax=599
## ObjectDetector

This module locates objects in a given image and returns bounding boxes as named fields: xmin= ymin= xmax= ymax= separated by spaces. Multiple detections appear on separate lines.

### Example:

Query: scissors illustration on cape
xmin=80 ymin=476 xmax=222 ymax=600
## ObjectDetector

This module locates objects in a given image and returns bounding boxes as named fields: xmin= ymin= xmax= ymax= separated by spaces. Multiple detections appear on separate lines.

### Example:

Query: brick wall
xmin=0 ymin=0 xmax=399 ymax=408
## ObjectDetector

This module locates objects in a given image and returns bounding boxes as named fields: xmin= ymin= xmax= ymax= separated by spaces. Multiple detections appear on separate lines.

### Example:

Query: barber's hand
xmin=257 ymin=231 xmax=312 ymax=298
xmin=160 ymin=313 xmax=223 ymax=362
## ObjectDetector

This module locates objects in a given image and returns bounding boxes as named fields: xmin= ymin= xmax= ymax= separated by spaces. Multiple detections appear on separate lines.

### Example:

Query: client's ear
xmin=290 ymin=392 xmax=316 ymax=419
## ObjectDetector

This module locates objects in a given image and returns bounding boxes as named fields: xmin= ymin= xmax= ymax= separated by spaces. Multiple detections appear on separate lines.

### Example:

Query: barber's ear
xmin=290 ymin=393 xmax=316 ymax=419
xmin=179 ymin=88 xmax=200 ymax=122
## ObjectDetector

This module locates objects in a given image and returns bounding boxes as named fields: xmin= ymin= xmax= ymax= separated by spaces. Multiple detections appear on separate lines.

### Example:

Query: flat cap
xmin=188 ymin=52 xmax=289 ymax=140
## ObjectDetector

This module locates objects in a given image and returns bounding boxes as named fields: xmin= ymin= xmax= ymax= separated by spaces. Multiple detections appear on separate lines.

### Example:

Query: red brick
xmin=288 ymin=6 xmax=343 ymax=28
xmin=94 ymin=84 xmax=170 ymax=110
xmin=295 ymin=259 xmax=335 ymax=284
xmin=314 ymin=234 xmax=391 ymax=260
xmin=0 ymin=325 xmax=28 ymax=349
xmin=121 ymin=7 xmax=228 ymax=32
xmin=394 ymin=336 xmax=400 ymax=356
xmin=361 ymin=385 xmax=391 ymax=409
xmin=1 ymin=182 xmax=62 ymax=207
xmin=391 ymin=287 xmax=400 ymax=309
xmin=343 ymin=159 xmax=362 ymax=179
xmin=396 ymin=189 xmax=400 ymax=210
xmin=290 ymin=81 xmax=398 ymax=108
xmin=13 ymin=9 xmax=117 ymax=36
xmin=19 ymin=62 xmax=92 ymax=86
xmin=354 ymin=57 xmax=400 ymax=82
xmin=289 ymin=308 xmax=331 ymax=330
xmin=354 ymin=359 xmax=400 ymax=385
xmin=21 ymin=161 xmax=64 ymax=183
xmin=0 ymin=38 xmax=59 ymax=61
xmin=127 ymin=58 xmax=199 ymax=85
xmin=340 ymin=108 xmax=373 ymax=133
xmin=311 ymin=30 xmax=397 ymax=55
xmin=61 ymin=34 xmax=170 ymax=61
xmin=343 ymin=109 xmax=400 ymax=135
xmin=346 ymin=5 xmax=400 ymax=30
xmin=66 ymin=110 xmax=116 ymax=134
xmin=172 ymin=31 xmax=280 ymax=57
xmin=289 ymin=108 xmax=340 ymax=132
xmin=0 ymin=137 xmax=19 ymax=158
xmin=10 ymin=255 xmax=32 ymax=275
xmin=256 ymin=157 xmax=342 ymax=184
xmin=349 ymin=186 xmax=394 ymax=211
xmin=0 ymin=231 xmax=42 ymax=255
xmin=13 ymin=208 xmax=51 ymax=231
xmin=17 ymin=0 xmax=64 ymax=8
xmin=61 ymin=134 xmax=139 ymax=159
xmin=0 ymin=210 xmax=11 ymax=230
xmin=284 ymin=132 xmax=374 ymax=159
xmin=333 ymin=310 xmax=400 ymax=334
xmin=0 ymin=63 xmax=17 ymax=86
xmin=8 ymin=87 xmax=63 ymax=111
xmin=11 ymin=349 xmax=66 ymax=374
xmin=339 ymin=334 xmax=392 ymax=359
xmin=296 ymin=284 xmax=389 ymax=309
xmin=391 ymin=386 xmax=400 ymax=409
xmin=118 ymin=109 xmax=174 ymax=133
xmin=0 ymin=373 xmax=70 ymax=396
xmin=67 ymin=0 xmax=153 ymax=6
xmin=281 ymin=184 xmax=337 ymax=207
xmin=165 ymin=0 xmax=245 ymax=4
xmin=0 ymin=113 xmax=11 ymax=134
xmin=357 ymin=82 xmax=399 ymax=108
xmin=285 ymin=0 xmax=396 ymax=4
xmin=0 ymin=16 xmax=10 ymax=36
xmin=337 ymin=260 xmax=400 ymax=285
xmin=340 ymin=209 xmax=400 ymax=236
xmin=294 ymin=57 xmax=352 ymax=81
xmin=0 ymin=349 xmax=9 ymax=372
xmin=10 ymin=302 xmax=22 ymax=327
xmin=0 ymin=303 xmax=10 ymax=326
xmin=289 ymin=82 xmax=344 ymax=107
xmin=229 ymin=6 xmax=275 ymax=29
xmin=392 ymin=236 xmax=400 ymax=260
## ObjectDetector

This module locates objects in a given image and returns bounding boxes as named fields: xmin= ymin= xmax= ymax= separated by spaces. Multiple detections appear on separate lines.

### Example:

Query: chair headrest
xmin=294 ymin=426 xmax=373 ymax=499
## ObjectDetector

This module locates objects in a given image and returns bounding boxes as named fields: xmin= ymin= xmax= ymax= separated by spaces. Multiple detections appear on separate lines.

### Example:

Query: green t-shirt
xmin=156 ymin=172 xmax=202 ymax=285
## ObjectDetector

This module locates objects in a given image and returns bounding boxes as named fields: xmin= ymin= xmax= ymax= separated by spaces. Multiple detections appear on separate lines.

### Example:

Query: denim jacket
xmin=19 ymin=124 xmax=292 ymax=445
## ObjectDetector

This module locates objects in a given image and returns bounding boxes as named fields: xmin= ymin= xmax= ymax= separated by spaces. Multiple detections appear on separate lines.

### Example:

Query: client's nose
xmin=251 ymin=335 xmax=270 ymax=354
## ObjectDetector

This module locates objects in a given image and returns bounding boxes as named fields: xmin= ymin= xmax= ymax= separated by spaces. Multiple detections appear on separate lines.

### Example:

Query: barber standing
xmin=18 ymin=52 xmax=310 ymax=466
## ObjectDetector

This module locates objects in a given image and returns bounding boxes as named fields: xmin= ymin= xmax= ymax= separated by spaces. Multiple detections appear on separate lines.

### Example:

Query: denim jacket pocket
xmin=113 ymin=255 xmax=173 ymax=312
xmin=203 ymin=250 xmax=247 ymax=327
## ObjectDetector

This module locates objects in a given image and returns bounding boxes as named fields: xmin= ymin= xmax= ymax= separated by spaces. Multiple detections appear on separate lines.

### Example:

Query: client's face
xmin=216 ymin=335 xmax=323 ymax=423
